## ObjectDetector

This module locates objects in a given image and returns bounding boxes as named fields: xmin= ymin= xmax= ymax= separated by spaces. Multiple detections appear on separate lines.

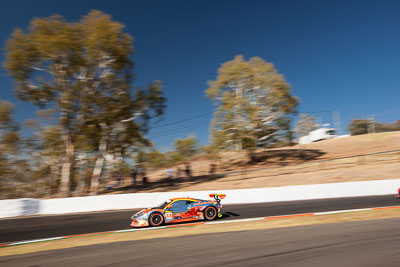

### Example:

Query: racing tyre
xmin=149 ymin=213 xmax=164 ymax=227
xmin=204 ymin=206 xmax=217 ymax=221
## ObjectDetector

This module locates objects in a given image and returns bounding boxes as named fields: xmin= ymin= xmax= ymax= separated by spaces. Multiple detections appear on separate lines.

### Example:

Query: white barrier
xmin=0 ymin=198 xmax=40 ymax=218
xmin=1 ymin=179 xmax=399 ymax=218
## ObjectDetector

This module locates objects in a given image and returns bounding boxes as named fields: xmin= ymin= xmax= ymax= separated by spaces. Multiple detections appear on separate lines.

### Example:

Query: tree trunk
xmin=49 ymin=160 xmax=61 ymax=197
xmin=75 ymin=175 xmax=86 ymax=195
xmin=75 ymin=159 xmax=88 ymax=195
xmin=59 ymin=139 xmax=74 ymax=197
xmin=89 ymin=127 xmax=108 ymax=195
xmin=235 ymin=142 xmax=242 ymax=151
xmin=90 ymin=156 xmax=104 ymax=195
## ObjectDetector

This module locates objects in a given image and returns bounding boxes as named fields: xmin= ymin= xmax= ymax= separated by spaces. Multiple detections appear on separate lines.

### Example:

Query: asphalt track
xmin=0 ymin=194 xmax=398 ymax=244
xmin=2 ymin=217 xmax=400 ymax=266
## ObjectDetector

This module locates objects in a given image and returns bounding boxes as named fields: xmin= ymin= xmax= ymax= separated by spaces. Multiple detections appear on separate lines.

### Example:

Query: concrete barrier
xmin=1 ymin=179 xmax=399 ymax=218
xmin=0 ymin=198 xmax=40 ymax=218
xmin=39 ymin=178 xmax=400 ymax=215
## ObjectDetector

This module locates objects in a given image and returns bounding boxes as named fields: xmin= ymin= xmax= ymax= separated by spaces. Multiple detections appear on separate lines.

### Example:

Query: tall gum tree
xmin=0 ymin=100 xmax=20 ymax=197
xmin=4 ymin=10 xmax=165 ymax=196
xmin=87 ymin=80 xmax=165 ymax=195
xmin=24 ymin=109 xmax=64 ymax=196
xmin=206 ymin=55 xmax=298 ymax=150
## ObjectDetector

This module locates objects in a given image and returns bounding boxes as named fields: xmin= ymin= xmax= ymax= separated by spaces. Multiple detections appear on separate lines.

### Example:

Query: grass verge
xmin=1 ymin=208 xmax=400 ymax=257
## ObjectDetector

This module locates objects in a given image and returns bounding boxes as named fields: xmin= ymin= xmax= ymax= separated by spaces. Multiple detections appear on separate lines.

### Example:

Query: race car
xmin=130 ymin=193 xmax=226 ymax=227
xmin=398 ymin=188 xmax=400 ymax=198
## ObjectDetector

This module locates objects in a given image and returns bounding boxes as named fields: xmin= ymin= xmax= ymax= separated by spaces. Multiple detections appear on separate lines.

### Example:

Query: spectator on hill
xmin=166 ymin=167 xmax=174 ymax=185
xmin=141 ymin=170 xmax=148 ymax=185
xmin=185 ymin=163 xmax=192 ymax=180
xmin=131 ymin=169 xmax=137 ymax=187
xmin=116 ymin=172 xmax=122 ymax=187
xmin=176 ymin=167 xmax=181 ymax=178
xmin=209 ymin=163 xmax=216 ymax=174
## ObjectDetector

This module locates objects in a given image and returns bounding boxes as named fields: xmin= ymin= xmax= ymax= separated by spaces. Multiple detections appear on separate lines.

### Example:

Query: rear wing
xmin=209 ymin=193 xmax=226 ymax=203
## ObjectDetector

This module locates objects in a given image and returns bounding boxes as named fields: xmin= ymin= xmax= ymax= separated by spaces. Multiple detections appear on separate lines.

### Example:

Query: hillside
xmin=104 ymin=131 xmax=400 ymax=194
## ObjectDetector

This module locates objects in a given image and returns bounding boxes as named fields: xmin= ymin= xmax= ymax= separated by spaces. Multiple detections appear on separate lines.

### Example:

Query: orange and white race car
xmin=130 ymin=194 xmax=225 ymax=227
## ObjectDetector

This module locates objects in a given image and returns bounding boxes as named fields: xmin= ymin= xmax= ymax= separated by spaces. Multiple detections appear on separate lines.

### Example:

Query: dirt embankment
xmin=106 ymin=131 xmax=400 ymax=194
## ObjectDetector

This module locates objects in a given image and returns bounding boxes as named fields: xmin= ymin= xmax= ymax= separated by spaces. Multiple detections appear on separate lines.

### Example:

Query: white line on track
xmin=8 ymin=237 xmax=64 ymax=246
xmin=114 ymin=226 xmax=167 ymax=233
xmin=315 ymin=208 xmax=372 ymax=215
xmin=207 ymin=217 xmax=266 ymax=224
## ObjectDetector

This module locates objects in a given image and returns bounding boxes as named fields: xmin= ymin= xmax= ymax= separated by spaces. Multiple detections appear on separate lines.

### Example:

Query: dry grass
xmin=2 ymin=208 xmax=400 ymax=257
xmin=105 ymin=132 xmax=400 ymax=194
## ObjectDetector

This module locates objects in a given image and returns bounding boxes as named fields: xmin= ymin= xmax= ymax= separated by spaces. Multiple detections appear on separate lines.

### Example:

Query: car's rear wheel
xmin=204 ymin=206 xmax=217 ymax=221
xmin=149 ymin=213 xmax=164 ymax=227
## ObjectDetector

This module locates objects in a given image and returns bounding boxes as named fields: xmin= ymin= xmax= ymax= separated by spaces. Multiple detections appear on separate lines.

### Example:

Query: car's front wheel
xmin=204 ymin=206 xmax=217 ymax=221
xmin=149 ymin=213 xmax=164 ymax=227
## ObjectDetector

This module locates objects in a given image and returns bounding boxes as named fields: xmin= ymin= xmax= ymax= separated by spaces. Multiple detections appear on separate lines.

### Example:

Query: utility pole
xmin=316 ymin=116 xmax=322 ymax=128
xmin=367 ymin=115 xmax=376 ymax=133
xmin=235 ymin=84 xmax=243 ymax=151
xmin=333 ymin=110 xmax=341 ymax=135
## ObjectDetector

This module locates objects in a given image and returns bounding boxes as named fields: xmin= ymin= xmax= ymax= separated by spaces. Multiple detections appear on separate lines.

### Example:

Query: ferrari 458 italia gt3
xmin=130 ymin=193 xmax=225 ymax=227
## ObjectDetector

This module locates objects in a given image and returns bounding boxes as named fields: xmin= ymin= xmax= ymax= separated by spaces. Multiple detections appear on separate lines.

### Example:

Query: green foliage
xmin=3 ymin=10 xmax=165 ymax=196
xmin=374 ymin=120 xmax=400 ymax=132
xmin=206 ymin=55 xmax=298 ymax=150
xmin=133 ymin=136 xmax=199 ymax=171
xmin=134 ymin=149 xmax=174 ymax=170
xmin=173 ymin=134 xmax=199 ymax=158
xmin=201 ymin=145 xmax=221 ymax=161
xmin=0 ymin=100 xmax=23 ymax=198
xmin=146 ymin=149 xmax=167 ymax=169
xmin=24 ymin=110 xmax=65 ymax=161
xmin=114 ymin=161 xmax=132 ymax=177
xmin=0 ymin=101 xmax=20 ymax=153
xmin=348 ymin=119 xmax=370 ymax=135
xmin=348 ymin=119 xmax=400 ymax=136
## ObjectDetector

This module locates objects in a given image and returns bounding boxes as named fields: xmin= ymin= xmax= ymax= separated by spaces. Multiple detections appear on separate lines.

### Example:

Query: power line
xmin=149 ymin=124 xmax=204 ymax=138
xmin=148 ymin=122 xmax=204 ymax=136
xmin=368 ymin=107 xmax=400 ymax=117
xmin=299 ymin=110 xmax=333 ymax=114
xmin=149 ymin=111 xmax=213 ymax=129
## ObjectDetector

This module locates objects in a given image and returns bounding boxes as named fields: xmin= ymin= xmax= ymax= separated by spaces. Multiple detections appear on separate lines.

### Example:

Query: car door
xmin=183 ymin=200 xmax=198 ymax=218
xmin=169 ymin=200 xmax=188 ymax=220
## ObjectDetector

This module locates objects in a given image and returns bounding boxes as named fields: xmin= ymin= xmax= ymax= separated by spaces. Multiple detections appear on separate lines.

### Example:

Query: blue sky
xmin=1 ymin=0 xmax=400 ymax=150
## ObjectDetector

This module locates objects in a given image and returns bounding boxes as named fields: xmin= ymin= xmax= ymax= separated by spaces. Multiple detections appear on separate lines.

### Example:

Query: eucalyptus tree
xmin=24 ymin=109 xmax=64 ymax=195
xmin=4 ymin=10 xmax=165 ymax=196
xmin=174 ymin=134 xmax=199 ymax=159
xmin=0 ymin=101 xmax=20 ymax=198
xmin=88 ymin=80 xmax=165 ymax=195
xmin=206 ymin=55 xmax=298 ymax=150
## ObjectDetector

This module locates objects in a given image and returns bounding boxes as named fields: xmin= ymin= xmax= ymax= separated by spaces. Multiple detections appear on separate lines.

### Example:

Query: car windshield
xmin=154 ymin=201 xmax=169 ymax=209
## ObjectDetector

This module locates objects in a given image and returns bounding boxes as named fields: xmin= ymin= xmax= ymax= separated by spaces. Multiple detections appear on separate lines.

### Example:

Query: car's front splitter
xmin=130 ymin=219 xmax=149 ymax=227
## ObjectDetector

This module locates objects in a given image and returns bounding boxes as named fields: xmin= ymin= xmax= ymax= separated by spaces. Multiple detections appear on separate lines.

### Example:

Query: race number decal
xmin=166 ymin=212 xmax=172 ymax=218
